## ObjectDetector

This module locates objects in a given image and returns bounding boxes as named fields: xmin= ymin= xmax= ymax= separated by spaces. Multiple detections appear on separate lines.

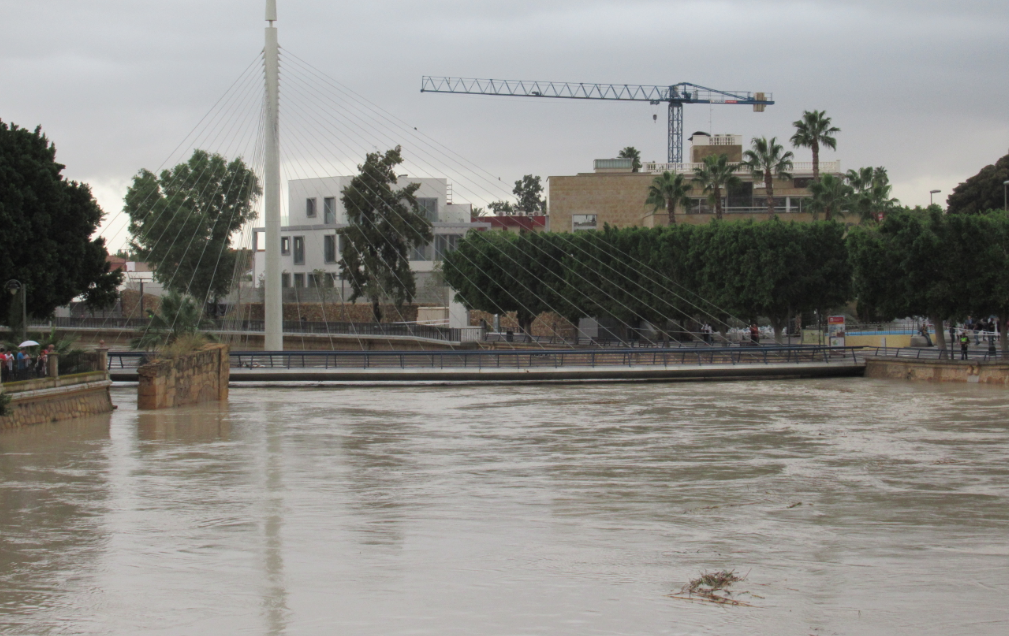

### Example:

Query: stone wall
xmin=1 ymin=372 xmax=114 ymax=431
xmin=469 ymin=310 xmax=578 ymax=341
xmin=138 ymin=344 xmax=230 ymax=410
xmin=865 ymin=357 xmax=1009 ymax=386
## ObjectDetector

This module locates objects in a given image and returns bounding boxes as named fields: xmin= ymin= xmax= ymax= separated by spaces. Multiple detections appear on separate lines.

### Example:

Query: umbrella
xmin=19 ymin=340 xmax=40 ymax=348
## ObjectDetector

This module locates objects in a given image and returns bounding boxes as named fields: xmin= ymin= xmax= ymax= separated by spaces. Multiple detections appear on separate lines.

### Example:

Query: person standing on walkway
xmin=960 ymin=331 xmax=970 ymax=360
xmin=750 ymin=323 xmax=760 ymax=345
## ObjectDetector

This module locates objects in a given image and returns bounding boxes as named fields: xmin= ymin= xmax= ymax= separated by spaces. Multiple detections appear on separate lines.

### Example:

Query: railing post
xmin=96 ymin=348 xmax=108 ymax=375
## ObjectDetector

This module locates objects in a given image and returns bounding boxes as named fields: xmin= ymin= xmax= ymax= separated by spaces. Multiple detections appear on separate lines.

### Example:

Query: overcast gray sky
xmin=3 ymin=0 xmax=1008 ymax=249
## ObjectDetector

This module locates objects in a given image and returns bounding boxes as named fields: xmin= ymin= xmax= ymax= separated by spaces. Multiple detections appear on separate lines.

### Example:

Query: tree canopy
xmin=945 ymin=150 xmax=1009 ymax=214
xmin=125 ymin=149 xmax=260 ymax=311
xmin=0 ymin=119 xmax=121 ymax=325
xmin=445 ymin=220 xmax=851 ymax=343
xmin=337 ymin=146 xmax=433 ymax=322
xmin=847 ymin=207 xmax=1009 ymax=357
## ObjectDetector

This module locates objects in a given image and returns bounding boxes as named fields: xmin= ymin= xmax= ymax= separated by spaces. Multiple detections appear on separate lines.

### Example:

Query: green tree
xmin=487 ymin=201 xmax=515 ymax=215
xmin=125 ymin=150 xmax=260 ymax=313
xmin=693 ymin=154 xmax=741 ymax=220
xmin=694 ymin=219 xmax=850 ymax=343
xmin=742 ymin=136 xmax=794 ymax=216
xmin=618 ymin=146 xmax=642 ymax=172
xmin=808 ymin=174 xmax=853 ymax=221
xmin=645 ymin=171 xmax=692 ymax=224
xmin=946 ymin=151 xmax=1009 ymax=214
xmin=0 ymin=120 xmax=122 ymax=326
xmin=129 ymin=291 xmax=215 ymax=350
xmin=849 ymin=208 xmax=976 ymax=359
xmin=790 ymin=110 xmax=840 ymax=180
xmin=337 ymin=146 xmax=433 ymax=322
xmin=442 ymin=231 xmax=569 ymax=334
xmin=513 ymin=175 xmax=546 ymax=215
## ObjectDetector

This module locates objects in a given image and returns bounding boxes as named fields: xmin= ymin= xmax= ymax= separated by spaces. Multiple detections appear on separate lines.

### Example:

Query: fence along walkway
xmin=33 ymin=317 xmax=478 ymax=344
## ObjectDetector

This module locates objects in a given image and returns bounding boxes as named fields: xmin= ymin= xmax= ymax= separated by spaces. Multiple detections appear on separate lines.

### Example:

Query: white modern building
xmin=252 ymin=176 xmax=486 ymax=325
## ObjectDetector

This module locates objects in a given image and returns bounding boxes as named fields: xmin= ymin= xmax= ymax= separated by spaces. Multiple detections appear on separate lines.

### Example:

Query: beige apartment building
xmin=548 ymin=133 xmax=842 ymax=232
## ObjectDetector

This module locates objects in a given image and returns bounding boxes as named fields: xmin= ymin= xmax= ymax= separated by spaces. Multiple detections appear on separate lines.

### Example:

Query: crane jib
xmin=419 ymin=76 xmax=774 ymax=163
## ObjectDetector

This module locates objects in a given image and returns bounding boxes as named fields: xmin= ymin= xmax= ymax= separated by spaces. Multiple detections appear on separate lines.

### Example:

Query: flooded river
xmin=1 ymin=379 xmax=1007 ymax=635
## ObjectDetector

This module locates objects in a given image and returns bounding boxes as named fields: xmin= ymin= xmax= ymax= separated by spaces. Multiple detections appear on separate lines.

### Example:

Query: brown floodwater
xmin=1 ymin=379 xmax=1007 ymax=635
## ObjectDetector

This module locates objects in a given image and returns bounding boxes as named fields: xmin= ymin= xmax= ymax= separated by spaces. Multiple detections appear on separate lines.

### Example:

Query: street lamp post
xmin=1003 ymin=180 xmax=1008 ymax=211
xmin=930 ymin=189 xmax=941 ymax=207
xmin=5 ymin=280 xmax=26 ymax=343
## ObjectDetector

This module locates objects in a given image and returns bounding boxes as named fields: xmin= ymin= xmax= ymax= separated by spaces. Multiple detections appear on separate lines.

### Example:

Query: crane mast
xmin=420 ymin=77 xmax=773 ymax=164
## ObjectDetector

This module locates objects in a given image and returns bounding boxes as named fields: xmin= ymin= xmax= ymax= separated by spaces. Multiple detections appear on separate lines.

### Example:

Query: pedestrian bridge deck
xmin=107 ymin=345 xmax=866 ymax=384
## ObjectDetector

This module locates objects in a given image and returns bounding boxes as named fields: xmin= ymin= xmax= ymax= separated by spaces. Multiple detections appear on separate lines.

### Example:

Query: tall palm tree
xmin=790 ymin=110 xmax=840 ymax=180
xmin=808 ymin=174 xmax=853 ymax=221
xmin=692 ymin=154 xmax=741 ymax=220
xmin=645 ymin=171 xmax=692 ymax=223
xmin=742 ymin=136 xmax=794 ymax=216
xmin=618 ymin=146 xmax=642 ymax=172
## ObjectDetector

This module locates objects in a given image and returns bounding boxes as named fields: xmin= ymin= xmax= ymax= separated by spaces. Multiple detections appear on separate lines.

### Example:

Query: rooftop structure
xmin=549 ymin=134 xmax=843 ymax=231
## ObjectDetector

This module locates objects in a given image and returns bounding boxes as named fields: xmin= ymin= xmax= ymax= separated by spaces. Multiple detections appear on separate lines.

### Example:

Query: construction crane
xmin=420 ymin=77 xmax=774 ymax=164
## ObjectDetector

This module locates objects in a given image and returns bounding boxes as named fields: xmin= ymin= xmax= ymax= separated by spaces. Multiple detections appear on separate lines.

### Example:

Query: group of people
xmin=0 ymin=345 xmax=53 ymax=383
xmin=952 ymin=317 xmax=1001 ymax=360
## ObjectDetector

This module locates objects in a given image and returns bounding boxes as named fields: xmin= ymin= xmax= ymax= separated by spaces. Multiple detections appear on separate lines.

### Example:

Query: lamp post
xmin=5 ymin=280 xmax=26 ymax=343
xmin=1003 ymin=180 xmax=1008 ymax=211
xmin=930 ymin=189 xmax=941 ymax=207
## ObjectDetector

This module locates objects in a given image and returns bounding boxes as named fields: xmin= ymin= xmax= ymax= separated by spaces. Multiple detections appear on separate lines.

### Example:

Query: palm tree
xmin=846 ymin=166 xmax=899 ymax=223
xmin=692 ymin=154 xmax=742 ymax=220
xmin=618 ymin=146 xmax=642 ymax=172
xmin=790 ymin=110 xmax=840 ymax=180
xmin=808 ymin=174 xmax=853 ymax=221
xmin=742 ymin=137 xmax=794 ymax=216
xmin=130 ymin=292 xmax=215 ymax=350
xmin=645 ymin=171 xmax=692 ymax=223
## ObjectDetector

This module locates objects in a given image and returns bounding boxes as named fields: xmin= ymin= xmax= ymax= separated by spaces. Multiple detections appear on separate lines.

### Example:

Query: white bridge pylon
xmin=264 ymin=0 xmax=283 ymax=351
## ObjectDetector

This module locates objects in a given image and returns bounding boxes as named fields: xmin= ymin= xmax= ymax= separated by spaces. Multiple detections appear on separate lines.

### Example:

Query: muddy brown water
xmin=1 ymin=379 xmax=1007 ymax=635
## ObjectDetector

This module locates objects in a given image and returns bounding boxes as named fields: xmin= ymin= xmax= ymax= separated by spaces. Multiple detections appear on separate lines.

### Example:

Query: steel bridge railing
xmin=106 ymin=345 xmax=863 ymax=373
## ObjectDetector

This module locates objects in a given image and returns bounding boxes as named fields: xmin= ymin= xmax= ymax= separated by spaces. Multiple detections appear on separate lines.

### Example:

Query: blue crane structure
xmin=420 ymin=77 xmax=774 ymax=164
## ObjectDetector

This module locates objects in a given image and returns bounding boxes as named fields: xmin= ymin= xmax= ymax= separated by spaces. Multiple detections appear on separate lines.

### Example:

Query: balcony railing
xmin=642 ymin=160 xmax=841 ymax=176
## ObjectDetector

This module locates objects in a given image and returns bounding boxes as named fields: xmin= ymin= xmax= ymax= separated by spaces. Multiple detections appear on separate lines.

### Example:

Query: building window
xmin=293 ymin=273 xmax=305 ymax=288
xmin=253 ymin=231 xmax=260 ymax=252
xmin=306 ymin=198 xmax=317 ymax=218
xmin=293 ymin=236 xmax=305 ymax=265
xmin=309 ymin=273 xmax=324 ymax=288
xmin=434 ymin=234 xmax=461 ymax=260
xmin=282 ymin=273 xmax=291 ymax=288
xmin=325 ymin=272 xmax=338 ymax=288
xmin=572 ymin=214 xmax=597 ymax=231
xmin=281 ymin=236 xmax=290 ymax=255
xmin=417 ymin=198 xmax=438 ymax=222
xmin=324 ymin=235 xmax=337 ymax=263
xmin=410 ymin=243 xmax=431 ymax=261
xmin=324 ymin=197 xmax=336 ymax=224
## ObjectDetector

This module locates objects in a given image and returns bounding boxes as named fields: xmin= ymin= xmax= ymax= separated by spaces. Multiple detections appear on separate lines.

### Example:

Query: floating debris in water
xmin=669 ymin=570 xmax=756 ymax=606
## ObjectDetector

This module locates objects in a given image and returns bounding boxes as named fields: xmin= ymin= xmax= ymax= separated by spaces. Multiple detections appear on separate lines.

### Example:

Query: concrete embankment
xmin=865 ymin=356 xmax=1009 ymax=386
xmin=1 ymin=372 xmax=113 ymax=430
